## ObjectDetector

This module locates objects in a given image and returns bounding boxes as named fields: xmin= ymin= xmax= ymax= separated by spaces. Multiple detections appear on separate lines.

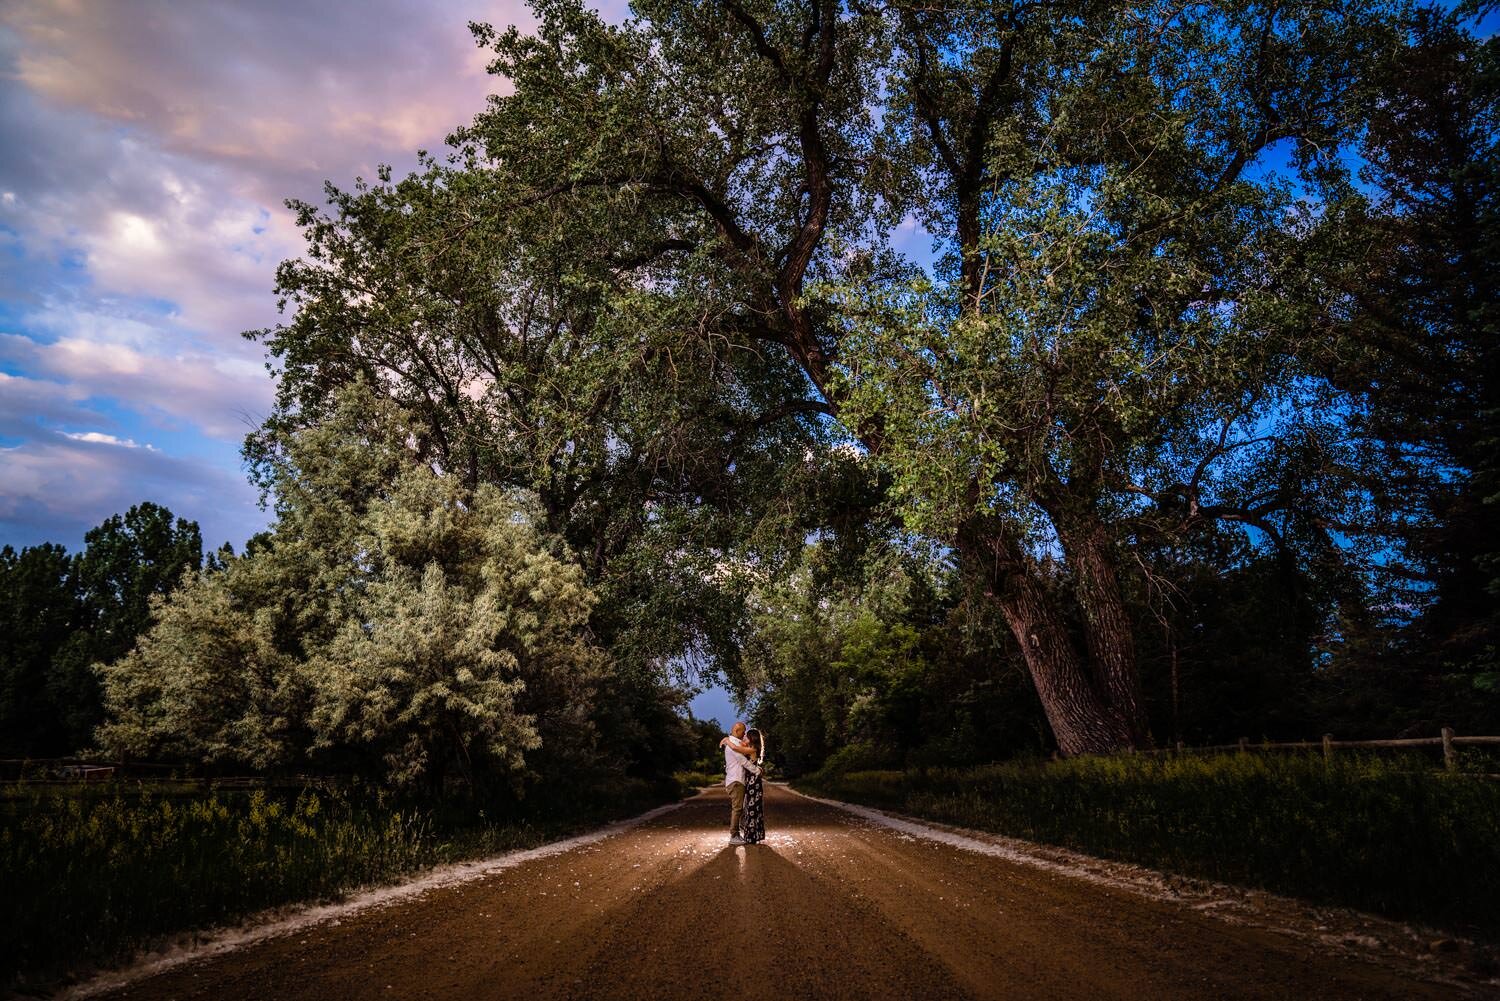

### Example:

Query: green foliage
xmin=1316 ymin=9 xmax=1500 ymax=701
xmin=0 ymin=777 xmax=679 ymax=993
xmin=0 ymin=543 xmax=79 ymax=756
xmin=676 ymin=714 xmax=731 ymax=775
xmin=0 ymin=504 xmax=204 ymax=757
xmin=245 ymin=90 xmax=835 ymax=696
xmin=801 ymin=753 xmax=1500 ymax=932
xmin=672 ymin=769 xmax=722 ymax=791
xmin=441 ymin=0 xmax=1433 ymax=752
xmin=743 ymin=543 xmax=1047 ymax=773
xmin=55 ymin=503 xmax=204 ymax=750
xmin=307 ymin=474 xmax=598 ymax=794
xmin=230 ymin=0 xmax=1494 ymax=757
xmin=97 ymin=381 xmax=614 ymax=794
xmin=91 ymin=561 xmax=303 ymax=769
xmin=814 ymin=742 xmax=903 ymax=776
xmin=1127 ymin=537 xmax=1331 ymax=745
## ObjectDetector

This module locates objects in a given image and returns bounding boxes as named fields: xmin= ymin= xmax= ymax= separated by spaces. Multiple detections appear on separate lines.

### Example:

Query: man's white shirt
xmin=724 ymin=741 xmax=753 ymax=786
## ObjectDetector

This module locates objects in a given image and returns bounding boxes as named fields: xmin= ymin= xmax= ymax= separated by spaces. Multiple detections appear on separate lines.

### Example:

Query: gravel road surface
xmin=80 ymin=784 xmax=1487 ymax=1001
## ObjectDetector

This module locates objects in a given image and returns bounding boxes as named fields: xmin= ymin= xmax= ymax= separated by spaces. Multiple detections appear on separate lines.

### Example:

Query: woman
xmin=741 ymin=727 xmax=766 ymax=844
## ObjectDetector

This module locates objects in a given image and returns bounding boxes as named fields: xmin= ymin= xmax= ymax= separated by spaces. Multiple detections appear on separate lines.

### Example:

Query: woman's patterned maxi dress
xmin=743 ymin=761 xmax=765 ymax=844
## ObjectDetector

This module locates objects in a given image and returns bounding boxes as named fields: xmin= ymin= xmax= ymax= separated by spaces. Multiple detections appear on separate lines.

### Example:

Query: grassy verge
xmin=796 ymin=753 xmax=1500 ymax=935
xmin=1 ymin=776 xmax=682 ymax=993
xmin=672 ymin=769 xmax=722 ymax=789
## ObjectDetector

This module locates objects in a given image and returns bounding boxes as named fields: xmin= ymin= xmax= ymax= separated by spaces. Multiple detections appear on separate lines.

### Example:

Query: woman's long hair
xmin=746 ymin=728 xmax=764 ymax=763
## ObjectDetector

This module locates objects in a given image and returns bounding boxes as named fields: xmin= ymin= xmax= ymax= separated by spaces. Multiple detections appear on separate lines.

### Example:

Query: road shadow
xmin=556 ymin=828 xmax=973 ymax=1001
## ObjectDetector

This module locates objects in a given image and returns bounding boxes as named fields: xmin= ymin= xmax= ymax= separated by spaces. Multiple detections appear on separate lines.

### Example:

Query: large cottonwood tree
xmin=246 ymin=142 xmax=852 ymax=690
xmin=437 ymin=0 xmax=1398 ymax=753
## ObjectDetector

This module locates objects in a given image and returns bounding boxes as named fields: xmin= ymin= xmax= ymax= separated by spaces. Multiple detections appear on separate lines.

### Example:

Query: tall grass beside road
xmin=797 ymin=752 xmax=1500 ymax=934
xmin=1 ymin=777 xmax=680 ymax=993
xmin=673 ymin=770 xmax=725 ymax=789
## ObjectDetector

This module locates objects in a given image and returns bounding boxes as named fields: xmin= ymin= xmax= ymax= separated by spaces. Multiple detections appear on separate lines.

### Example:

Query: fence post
xmin=1322 ymin=734 xmax=1333 ymax=763
xmin=1442 ymin=727 xmax=1456 ymax=772
xmin=1238 ymin=737 xmax=1248 ymax=754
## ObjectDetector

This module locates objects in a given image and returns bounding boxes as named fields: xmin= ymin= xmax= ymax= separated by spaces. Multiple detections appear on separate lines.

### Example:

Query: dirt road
xmin=82 ymin=785 xmax=1486 ymax=1001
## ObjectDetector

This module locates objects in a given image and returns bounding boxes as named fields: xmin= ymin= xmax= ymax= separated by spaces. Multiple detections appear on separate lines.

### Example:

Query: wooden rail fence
xmin=1154 ymin=727 xmax=1500 ymax=770
xmin=9 ymin=728 xmax=1500 ymax=783
xmin=0 ymin=759 xmax=345 ymax=789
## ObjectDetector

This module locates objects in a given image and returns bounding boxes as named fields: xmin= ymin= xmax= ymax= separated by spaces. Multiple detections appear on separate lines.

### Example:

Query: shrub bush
xmin=809 ymin=741 xmax=903 ymax=780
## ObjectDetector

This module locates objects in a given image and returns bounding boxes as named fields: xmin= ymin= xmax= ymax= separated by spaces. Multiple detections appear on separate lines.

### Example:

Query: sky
xmin=689 ymin=687 xmax=739 ymax=729
xmin=0 ymin=0 xmax=635 ymax=554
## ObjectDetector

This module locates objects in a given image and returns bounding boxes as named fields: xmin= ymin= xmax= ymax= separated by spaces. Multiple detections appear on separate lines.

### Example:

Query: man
xmin=720 ymin=721 xmax=754 ymax=845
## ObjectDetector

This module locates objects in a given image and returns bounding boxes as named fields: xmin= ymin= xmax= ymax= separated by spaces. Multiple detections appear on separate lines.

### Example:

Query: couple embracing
xmin=719 ymin=721 xmax=766 ymax=846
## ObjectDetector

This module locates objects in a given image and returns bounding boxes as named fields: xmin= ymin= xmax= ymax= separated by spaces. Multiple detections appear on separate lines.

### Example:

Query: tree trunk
xmin=1057 ymin=520 xmax=1151 ymax=746
xmin=957 ymin=518 xmax=1141 ymax=756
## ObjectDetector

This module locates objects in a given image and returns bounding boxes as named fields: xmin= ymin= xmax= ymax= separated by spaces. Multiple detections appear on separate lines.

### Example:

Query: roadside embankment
xmin=795 ymin=752 xmax=1500 ymax=936
xmin=1 ymin=776 xmax=688 ymax=994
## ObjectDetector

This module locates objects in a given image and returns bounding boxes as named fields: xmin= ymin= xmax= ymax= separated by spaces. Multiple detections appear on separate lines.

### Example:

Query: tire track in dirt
xmin=77 ymin=784 xmax=1485 ymax=1001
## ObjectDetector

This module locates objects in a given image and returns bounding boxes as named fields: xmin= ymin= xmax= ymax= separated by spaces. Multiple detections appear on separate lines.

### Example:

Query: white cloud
xmin=61 ymin=431 xmax=154 ymax=450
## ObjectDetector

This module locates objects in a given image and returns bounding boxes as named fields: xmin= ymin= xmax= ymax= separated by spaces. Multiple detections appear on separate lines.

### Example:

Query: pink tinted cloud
xmin=2 ymin=1 xmax=535 ymax=339
xmin=0 ymin=327 xmax=275 ymax=441
xmin=0 ymin=0 xmax=559 ymax=548
xmin=0 ymin=370 xmax=100 ymax=434
xmin=74 ymin=166 xmax=304 ymax=337
xmin=0 ymin=0 xmax=541 ymax=436
xmin=4 ymin=0 xmax=526 ymax=203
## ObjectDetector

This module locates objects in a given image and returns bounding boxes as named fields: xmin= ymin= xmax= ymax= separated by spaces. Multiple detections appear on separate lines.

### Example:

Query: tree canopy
xmin=248 ymin=0 xmax=1429 ymax=755
xmin=0 ymin=503 xmax=203 ymax=757
xmin=65 ymin=0 xmax=1495 ymax=773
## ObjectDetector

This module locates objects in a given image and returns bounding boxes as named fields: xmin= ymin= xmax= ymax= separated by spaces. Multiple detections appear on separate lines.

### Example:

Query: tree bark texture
xmin=957 ymin=518 xmax=1142 ymax=756
xmin=1056 ymin=519 xmax=1151 ymax=747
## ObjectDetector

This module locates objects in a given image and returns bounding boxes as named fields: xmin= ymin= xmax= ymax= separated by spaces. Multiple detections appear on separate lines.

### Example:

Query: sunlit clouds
xmin=0 ymin=0 xmax=546 ymax=550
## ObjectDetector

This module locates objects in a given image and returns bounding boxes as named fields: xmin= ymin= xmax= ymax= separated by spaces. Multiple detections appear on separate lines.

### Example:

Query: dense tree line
xmin=6 ymin=1 xmax=1493 ymax=777
xmin=3 ymin=388 xmax=704 ymax=797
xmin=749 ymin=7 xmax=1500 ymax=766
xmin=1323 ymin=5 xmax=1500 ymax=704
xmin=0 ymin=503 xmax=204 ymax=757
xmin=95 ymin=383 xmax=708 ymax=796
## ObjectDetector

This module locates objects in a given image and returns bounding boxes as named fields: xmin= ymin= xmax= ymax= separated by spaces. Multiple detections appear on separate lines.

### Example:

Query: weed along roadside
xmin=794 ymin=751 xmax=1500 ymax=936
xmin=0 ymin=776 xmax=692 ymax=995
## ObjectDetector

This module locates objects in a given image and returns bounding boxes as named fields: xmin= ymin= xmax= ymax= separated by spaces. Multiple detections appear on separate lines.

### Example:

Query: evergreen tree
xmin=1324 ymin=9 xmax=1500 ymax=698
xmin=0 ymin=544 xmax=80 ymax=756
xmin=50 ymin=502 xmax=202 ymax=752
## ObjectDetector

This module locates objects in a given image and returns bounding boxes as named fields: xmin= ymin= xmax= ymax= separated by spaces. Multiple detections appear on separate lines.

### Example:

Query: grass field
xmin=1 ymin=776 xmax=686 ymax=993
xmin=797 ymin=751 xmax=1500 ymax=935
